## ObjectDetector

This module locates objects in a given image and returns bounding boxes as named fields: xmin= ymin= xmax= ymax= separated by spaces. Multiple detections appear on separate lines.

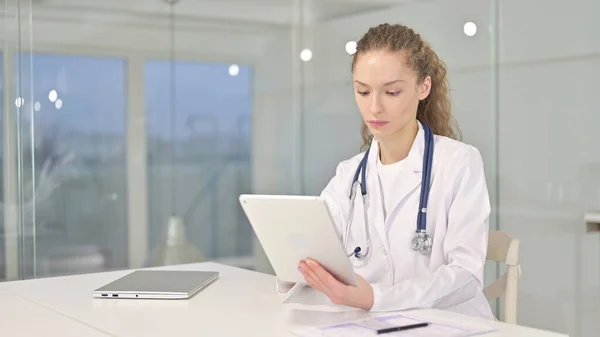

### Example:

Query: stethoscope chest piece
xmin=411 ymin=229 xmax=432 ymax=255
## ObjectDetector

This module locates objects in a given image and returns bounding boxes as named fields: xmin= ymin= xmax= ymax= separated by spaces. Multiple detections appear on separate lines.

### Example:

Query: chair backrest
xmin=483 ymin=230 xmax=520 ymax=324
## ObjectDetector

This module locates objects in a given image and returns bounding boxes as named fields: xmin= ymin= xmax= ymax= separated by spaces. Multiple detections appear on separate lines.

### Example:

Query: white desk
xmin=0 ymin=262 xmax=568 ymax=337
xmin=0 ymin=289 xmax=108 ymax=337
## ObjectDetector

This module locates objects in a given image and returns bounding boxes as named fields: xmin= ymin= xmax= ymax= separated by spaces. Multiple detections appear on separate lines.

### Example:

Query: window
xmin=145 ymin=61 xmax=253 ymax=265
xmin=14 ymin=53 xmax=127 ymax=278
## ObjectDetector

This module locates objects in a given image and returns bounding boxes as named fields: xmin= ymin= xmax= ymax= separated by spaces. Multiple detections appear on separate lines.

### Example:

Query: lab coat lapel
xmin=364 ymin=139 xmax=388 ymax=246
xmin=387 ymin=125 xmax=425 ymax=218
xmin=366 ymin=123 xmax=426 ymax=240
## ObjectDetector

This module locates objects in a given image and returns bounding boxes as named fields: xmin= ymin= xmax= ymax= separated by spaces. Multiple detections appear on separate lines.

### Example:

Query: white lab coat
xmin=278 ymin=122 xmax=495 ymax=320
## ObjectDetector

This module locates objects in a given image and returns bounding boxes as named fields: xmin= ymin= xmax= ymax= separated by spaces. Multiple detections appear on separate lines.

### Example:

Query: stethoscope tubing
xmin=345 ymin=122 xmax=434 ymax=258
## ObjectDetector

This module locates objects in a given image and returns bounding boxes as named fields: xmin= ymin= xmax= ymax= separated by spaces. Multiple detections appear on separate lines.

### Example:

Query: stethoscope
xmin=343 ymin=121 xmax=435 ymax=259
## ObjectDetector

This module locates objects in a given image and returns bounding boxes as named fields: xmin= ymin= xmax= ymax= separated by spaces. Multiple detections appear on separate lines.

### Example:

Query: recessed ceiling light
xmin=300 ymin=48 xmax=312 ymax=62
xmin=48 ymin=89 xmax=58 ymax=102
xmin=463 ymin=22 xmax=477 ymax=37
xmin=345 ymin=41 xmax=357 ymax=55
xmin=228 ymin=64 xmax=239 ymax=77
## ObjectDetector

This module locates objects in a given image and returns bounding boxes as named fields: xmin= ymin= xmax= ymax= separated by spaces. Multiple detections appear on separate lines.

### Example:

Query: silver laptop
xmin=93 ymin=270 xmax=219 ymax=299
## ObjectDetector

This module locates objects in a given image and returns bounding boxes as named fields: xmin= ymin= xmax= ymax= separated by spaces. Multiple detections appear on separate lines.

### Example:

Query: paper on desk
xmin=293 ymin=313 xmax=496 ymax=337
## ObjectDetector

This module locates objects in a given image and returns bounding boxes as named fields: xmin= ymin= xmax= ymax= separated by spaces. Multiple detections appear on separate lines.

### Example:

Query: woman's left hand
xmin=298 ymin=259 xmax=373 ymax=310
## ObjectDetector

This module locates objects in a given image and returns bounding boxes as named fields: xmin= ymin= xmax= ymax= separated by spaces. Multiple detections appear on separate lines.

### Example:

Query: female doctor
xmin=278 ymin=23 xmax=495 ymax=320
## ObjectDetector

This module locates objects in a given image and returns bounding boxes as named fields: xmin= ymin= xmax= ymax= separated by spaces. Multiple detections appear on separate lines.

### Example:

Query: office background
xmin=0 ymin=0 xmax=598 ymax=336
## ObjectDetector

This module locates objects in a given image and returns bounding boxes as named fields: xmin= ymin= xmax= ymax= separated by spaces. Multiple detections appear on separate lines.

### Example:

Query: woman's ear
xmin=418 ymin=75 xmax=432 ymax=100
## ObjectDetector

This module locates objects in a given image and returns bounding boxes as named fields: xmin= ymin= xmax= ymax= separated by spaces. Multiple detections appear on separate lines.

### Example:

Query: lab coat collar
xmin=366 ymin=120 xmax=426 ymax=174
xmin=365 ymin=120 xmax=425 ymax=240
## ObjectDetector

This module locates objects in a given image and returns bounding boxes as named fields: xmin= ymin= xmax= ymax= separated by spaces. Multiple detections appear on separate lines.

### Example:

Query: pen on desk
xmin=376 ymin=322 xmax=429 ymax=334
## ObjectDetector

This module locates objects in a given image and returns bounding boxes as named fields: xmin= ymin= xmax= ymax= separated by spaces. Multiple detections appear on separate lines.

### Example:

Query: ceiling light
xmin=300 ymin=48 xmax=312 ymax=62
xmin=345 ymin=41 xmax=357 ymax=55
xmin=228 ymin=64 xmax=239 ymax=77
xmin=463 ymin=22 xmax=477 ymax=37
xmin=49 ymin=89 xmax=58 ymax=103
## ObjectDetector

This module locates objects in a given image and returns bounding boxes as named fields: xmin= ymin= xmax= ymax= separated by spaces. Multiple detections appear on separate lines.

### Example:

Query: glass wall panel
xmin=497 ymin=1 xmax=600 ymax=336
xmin=15 ymin=52 xmax=127 ymax=279
xmin=144 ymin=60 xmax=254 ymax=267
xmin=2 ymin=0 xmax=303 ymax=278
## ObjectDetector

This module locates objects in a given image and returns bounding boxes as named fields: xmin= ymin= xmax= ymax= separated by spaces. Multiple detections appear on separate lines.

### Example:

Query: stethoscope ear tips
xmin=353 ymin=246 xmax=361 ymax=258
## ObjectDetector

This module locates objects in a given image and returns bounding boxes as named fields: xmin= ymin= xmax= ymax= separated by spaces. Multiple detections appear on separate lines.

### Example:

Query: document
xmin=293 ymin=313 xmax=496 ymax=337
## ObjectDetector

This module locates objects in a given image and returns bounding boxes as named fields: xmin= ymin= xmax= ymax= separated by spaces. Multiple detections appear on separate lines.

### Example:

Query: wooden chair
xmin=483 ymin=230 xmax=521 ymax=324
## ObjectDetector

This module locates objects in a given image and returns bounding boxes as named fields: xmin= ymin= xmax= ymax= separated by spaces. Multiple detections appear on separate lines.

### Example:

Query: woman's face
xmin=352 ymin=49 xmax=431 ymax=141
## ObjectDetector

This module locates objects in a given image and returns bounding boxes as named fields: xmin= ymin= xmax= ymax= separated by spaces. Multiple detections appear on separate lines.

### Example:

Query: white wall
xmin=251 ymin=0 xmax=600 ymax=336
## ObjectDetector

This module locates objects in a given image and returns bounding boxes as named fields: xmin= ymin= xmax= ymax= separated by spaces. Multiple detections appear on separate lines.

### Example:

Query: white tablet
xmin=239 ymin=194 xmax=357 ymax=286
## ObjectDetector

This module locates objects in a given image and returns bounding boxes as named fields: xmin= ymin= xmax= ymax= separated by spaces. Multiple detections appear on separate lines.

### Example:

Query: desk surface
xmin=0 ymin=289 xmax=108 ymax=337
xmin=0 ymin=262 xmax=568 ymax=337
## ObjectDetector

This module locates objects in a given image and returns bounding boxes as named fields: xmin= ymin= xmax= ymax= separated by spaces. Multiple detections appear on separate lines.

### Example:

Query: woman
xmin=278 ymin=23 xmax=495 ymax=320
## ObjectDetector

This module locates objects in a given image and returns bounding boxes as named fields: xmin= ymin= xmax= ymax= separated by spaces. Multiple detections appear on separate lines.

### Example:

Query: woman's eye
xmin=357 ymin=91 xmax=369 ymax=96
xmin=386 ymin=91 xmax=401 ymax=96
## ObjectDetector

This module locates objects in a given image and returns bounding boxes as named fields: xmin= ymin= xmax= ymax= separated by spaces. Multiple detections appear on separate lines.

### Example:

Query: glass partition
xmin=144 ymin=60 xmax=254 ymax=267
xmin=1 ymin=1 xmax=599 ymax=337
xmin=16 ymin=53 xmax=127 ymax=279
xmin=2 ymin=0 xmax=24 ymax=281
xmin=496 ymin=0 xmax=600 ymax=335
xmin=1 ymin=0 xmax=303 ymax=278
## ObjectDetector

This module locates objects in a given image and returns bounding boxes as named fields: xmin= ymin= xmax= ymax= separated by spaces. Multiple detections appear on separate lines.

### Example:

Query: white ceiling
xmin=0 ymin=0 xmax=406 ymax=60
xmin=27 ymin=0 xmax=401 ymax=32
